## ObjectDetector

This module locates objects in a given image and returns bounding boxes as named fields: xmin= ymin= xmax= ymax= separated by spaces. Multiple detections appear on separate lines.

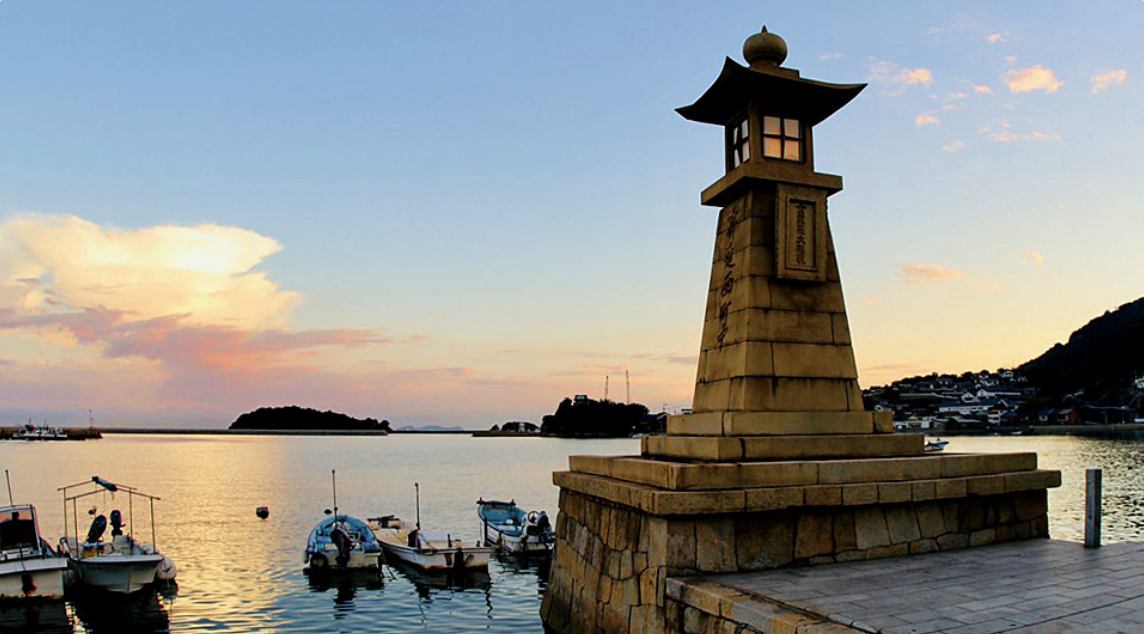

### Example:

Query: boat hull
xmin=375 ymin=531 xmax=494 ymax=571
xmin=305 ymin=548 xmax=381 ymax=571
xmin=482 ymin=525 xmax=554 ymax=555
xmin=0 ymin=557 xmax=69 ymax=600
xmin=70 ymin=555 xmax=163 ymax=594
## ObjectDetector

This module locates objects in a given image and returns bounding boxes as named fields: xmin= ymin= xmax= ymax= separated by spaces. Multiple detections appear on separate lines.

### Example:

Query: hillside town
xmin=863 ymin=369 xmax=1142 ymax=432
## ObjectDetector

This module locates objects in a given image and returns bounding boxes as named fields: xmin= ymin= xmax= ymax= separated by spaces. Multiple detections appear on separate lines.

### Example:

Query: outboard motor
xmin=330 ymin=525 xmax=352 ymax=568
xmin=86 ymin=515 xmax=108 ymax=544
xmin=110 ymin=509 xmax=124 ymax=537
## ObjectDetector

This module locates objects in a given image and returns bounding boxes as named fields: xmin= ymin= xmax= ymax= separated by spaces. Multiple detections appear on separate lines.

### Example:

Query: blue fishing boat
xmin=476 ymin=499 xmax=554 ymax=555
xmin=304 ymin=470 xmax=382 ymax=572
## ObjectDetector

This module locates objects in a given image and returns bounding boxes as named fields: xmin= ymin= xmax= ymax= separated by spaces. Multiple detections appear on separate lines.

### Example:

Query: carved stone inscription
xmin=776 ymin=184 xmax=827 ymax=282
xmin=716 ymin=200 xmax=742 ymax=345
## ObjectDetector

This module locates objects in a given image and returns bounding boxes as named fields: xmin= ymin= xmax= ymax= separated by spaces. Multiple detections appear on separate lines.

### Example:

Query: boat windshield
xmin=0 ymin=515 xmax=38 ymax=551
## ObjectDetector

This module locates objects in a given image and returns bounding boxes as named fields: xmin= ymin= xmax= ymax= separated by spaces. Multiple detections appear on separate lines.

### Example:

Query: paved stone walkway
xmin=676 ymin=540 xmax=1144 ymax=633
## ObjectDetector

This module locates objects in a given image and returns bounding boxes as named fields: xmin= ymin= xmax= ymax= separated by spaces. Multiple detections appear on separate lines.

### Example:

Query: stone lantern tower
xmin=541 ymin=26 xmax=1060 ymax=634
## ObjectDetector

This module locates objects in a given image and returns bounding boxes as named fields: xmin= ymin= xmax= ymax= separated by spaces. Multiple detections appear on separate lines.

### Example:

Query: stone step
xmin=642 ymin=433 xmax=924 ymax=462
xmin=552 ymin=468 xmax=1062 ymax=517
xmin=569 ymin=452 xmax=1040 ymax=491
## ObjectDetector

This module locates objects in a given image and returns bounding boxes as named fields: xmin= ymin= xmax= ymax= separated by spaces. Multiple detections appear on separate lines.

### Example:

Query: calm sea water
xmin=1 ymin=433 xmax=1142 ymax=633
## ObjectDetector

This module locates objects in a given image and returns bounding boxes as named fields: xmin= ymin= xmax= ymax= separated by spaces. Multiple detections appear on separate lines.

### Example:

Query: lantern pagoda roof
xmin=677 ymin=57 xmax=865 ymax=127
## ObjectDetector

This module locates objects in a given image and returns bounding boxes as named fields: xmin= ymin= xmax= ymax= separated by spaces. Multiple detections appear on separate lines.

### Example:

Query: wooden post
xmin=1085 ymin=468 xmax=1102 ymax=548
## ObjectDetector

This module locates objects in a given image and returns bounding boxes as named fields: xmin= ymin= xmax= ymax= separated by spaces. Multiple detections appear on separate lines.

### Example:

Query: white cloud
xmin=819 ymin=52 xmax=844 ymax=61
xmin=869 ymin=61 xmax=934 ymax=95
xmin=1022 ymin=250 xmax=1045 ymax=267
xmin=987 ymin=33 xmax=1006 ymax=44
xmin=973 ymin=84 xmax=993 ymax=94
xmin=1004 ymin=66 xmax=1063 ymax=93
xmin=915 ymin=114 xmax=941 ymax=127
xmin=942 ymin=140 xmax=966 ymax=153
xmin=979 ymin=120 xmax=1061 ymax=143
xmin=0 ymin=213 xmax=299 ymax=330
xmin=1091 ymin=69 xmax=1127 ymax=94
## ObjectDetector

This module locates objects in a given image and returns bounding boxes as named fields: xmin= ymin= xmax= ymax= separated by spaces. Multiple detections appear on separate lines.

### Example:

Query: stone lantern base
xmin=540 ymin=448 xmax=1060 ymax=634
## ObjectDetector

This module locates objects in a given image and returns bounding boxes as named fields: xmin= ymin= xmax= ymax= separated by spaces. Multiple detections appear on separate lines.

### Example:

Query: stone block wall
xmin=542 ymin=488 xmax=1050 ymax=634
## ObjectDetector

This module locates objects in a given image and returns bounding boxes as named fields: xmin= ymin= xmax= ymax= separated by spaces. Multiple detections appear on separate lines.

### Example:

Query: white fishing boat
xmin=370 ymin=516 xmax=493 ymax=571
xmin=303 ymin=470 xmax=382 ymax=571
xmin=57 ymin=476 xmax=176 ymax=594
xmin=369 ymin=483 xmax=493 ymax=571
xmin=0 ymin=492 xmax=70 ymax=600
xmin=476 ymin=499 xmax=554 ymax=555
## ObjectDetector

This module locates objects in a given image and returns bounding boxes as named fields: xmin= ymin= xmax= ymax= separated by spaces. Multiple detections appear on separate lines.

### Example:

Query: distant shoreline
xmin=92 ymin=427 xmax=473 ymax=436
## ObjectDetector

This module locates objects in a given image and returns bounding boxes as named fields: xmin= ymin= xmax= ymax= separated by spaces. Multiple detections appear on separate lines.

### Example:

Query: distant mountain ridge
xmin=1019 ymin=296 xmax=1144 ymax=403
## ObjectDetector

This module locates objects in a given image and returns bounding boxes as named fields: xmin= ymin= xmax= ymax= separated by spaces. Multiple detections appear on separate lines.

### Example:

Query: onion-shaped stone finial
xmin=743 ymin=25 xmax=788 ymax=69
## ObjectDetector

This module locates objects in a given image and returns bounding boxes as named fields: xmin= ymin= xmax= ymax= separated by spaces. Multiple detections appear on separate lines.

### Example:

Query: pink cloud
xmin=897 ymin=263 xmax=966 ymax=285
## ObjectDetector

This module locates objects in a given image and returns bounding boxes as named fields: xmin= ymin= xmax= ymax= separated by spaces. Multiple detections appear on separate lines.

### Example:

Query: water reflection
xmin=305 ymin=569 xmax=385 ymax=620
xmin=493 ymin=552 xmax=551 ymax=596
xmin=69 ymin=589 xmax=171 ymax=634
xmin=0 ymin=602 xmax=73 ymax=634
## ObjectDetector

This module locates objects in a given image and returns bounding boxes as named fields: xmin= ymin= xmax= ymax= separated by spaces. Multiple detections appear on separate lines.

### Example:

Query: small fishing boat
xmin=369 ymin=483 xmax=493 ymax=571
xmin=11 ymin=424 xmax=67 ymax=441
xmin=476 ymin=499 xmax=554 ymax=555
xmin=925 ymin=438 xmax=950 ymax=453
xmin=0 ymin=472 xmax=69 ymax=600
xmin=304 ymin=470 xmax=382 ymax=572
xmin=57 ymin=476 xmax=176 ymax=594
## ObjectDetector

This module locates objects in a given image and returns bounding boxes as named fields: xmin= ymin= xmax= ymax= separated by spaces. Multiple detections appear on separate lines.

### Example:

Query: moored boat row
xmin=303 ymin=474 xmax=551 ymax=576
xmin=0 ymin=472 xmax=177 ymax=602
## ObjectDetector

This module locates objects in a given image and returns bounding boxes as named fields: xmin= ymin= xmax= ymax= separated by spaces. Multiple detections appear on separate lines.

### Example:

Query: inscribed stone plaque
xmin=775 ymin=184 xmax=828 ymax=282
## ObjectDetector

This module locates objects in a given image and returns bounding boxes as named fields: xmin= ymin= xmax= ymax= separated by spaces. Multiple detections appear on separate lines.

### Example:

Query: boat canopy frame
xmin=58 ymin=476 xmax=160 ymax=554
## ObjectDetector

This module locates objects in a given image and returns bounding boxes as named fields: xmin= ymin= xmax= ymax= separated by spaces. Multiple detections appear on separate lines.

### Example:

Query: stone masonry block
xmin=916 ymin=504 xmax=946 ymax=539
xmin=770 ymin=377 xmax=851 ymax=412
xmin=873 ymin=410 xmax=895 ymax=433
xmin=724 ymin=411 xmax=873 ymax=436
xmin=744 ymin=487 xmax=805 ymax=512
xmin=772 ymin=342 xmax=859 ymax=380
xmin=831 ymin=313 xmax=852 ymax=346
xmin=749 ymin=309 xmax=835 ymax=344
xmin=833 ymin=510 xmax=856 ymax=551
xmin=853 ymin=507 xmax=890 ymax=549
xmin=795 ymin=511 xmax=834 ymax=560
xmin=878 ymin=482 xmax=912 ymax=504
xmin=728 ymin=376 xmax=777 ymax=411
xmin=841 ymin=484 xmax=878 ymax=506
xmin=735 ymin=511 xmax=795 ymax=570
xmin=939 ymin=453 xmax=1037 ymax=478
xmin=674 ymin=461 xmax=818 ymax=491
xmin=966 ymin=474 xmax=1006 ymax=497
xmin=1004 ymin=470 xmax=1062 ymax=493
xmin=769 ymin=280 xmax=847 ymax=313
xmin=934 ymin=478 xmax=968 ymax=499
xmin=652 ymin=489 xmax=746 ymax=516
xmin=804 ymin=485 xmax=842 ymax=506
xmin=668 ymin=412 xmax=725 ymax=436
xmin=911 ymin=480 xmax=936 ymax=502
xmin=817 ymin=456 xmax=941 ymax=484
xmin=696 ymin=519 xmax=738 ymax=572
xmin=692 ymin=379 xmax=731 ymax=414
xmin=885 ymin=506 xmax=921 ymax=544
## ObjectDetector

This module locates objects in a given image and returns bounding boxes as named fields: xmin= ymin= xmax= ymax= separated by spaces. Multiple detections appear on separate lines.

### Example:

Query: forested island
xmin=540 ymin=396 xmax=653 ymax=437
xmin=229 ymin=406 xmax=392 ymax=433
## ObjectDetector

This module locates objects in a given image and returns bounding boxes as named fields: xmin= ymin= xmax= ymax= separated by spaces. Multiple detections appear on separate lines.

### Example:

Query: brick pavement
xmin=670 ymin=540 xmax=1144 ymax=633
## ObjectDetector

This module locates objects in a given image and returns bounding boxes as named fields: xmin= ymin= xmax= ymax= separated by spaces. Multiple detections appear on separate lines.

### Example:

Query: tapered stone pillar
xmin=541 ymin=26 xmax=1060 ymax=634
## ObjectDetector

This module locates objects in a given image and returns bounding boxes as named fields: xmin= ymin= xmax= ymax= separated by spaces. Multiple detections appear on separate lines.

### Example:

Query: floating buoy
xmin=157 ymin=556 xmax=178 ymax=580
xmin=256 ymin=506 xmax=270 ymax=519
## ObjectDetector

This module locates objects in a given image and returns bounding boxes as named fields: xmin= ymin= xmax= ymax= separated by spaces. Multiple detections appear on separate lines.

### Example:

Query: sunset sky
xmin=1 ymin=2 xmax=1141 ymax=428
